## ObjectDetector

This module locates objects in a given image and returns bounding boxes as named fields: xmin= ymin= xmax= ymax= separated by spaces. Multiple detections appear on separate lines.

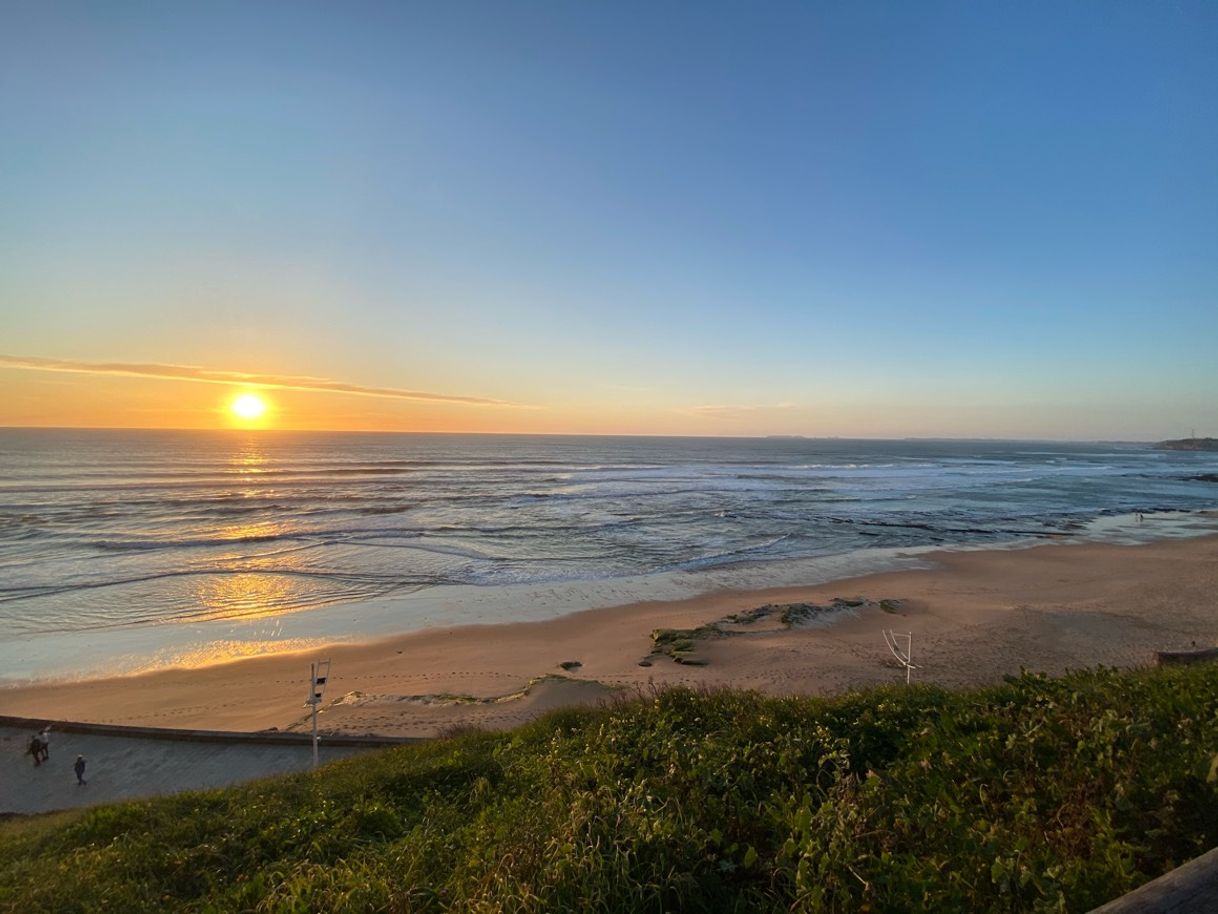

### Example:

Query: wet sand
xmin=2 ymin=535 xmax=1216 ymax=738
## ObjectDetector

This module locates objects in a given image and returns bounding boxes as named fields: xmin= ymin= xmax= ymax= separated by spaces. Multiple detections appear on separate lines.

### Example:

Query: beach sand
xmin=2 ymin=535 xmax=1216 ymax=738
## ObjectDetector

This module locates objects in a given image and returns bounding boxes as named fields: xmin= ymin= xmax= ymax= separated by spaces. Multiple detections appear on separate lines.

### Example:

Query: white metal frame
xmin=882 ymin=630 xmax=917 ymax=684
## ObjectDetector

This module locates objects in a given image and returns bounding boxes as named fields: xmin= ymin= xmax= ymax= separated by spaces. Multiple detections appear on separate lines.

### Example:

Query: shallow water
xmin=2 ymin=430 xmax=1216 ymax=681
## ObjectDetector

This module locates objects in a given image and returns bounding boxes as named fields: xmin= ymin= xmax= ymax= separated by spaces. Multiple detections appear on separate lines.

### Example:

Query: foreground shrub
xmin=2 ymin=665 xmax=1216 ymax=912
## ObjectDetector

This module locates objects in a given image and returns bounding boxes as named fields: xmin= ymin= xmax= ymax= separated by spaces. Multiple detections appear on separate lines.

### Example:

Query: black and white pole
xmin=307 ymin=659 xmax=331 ymax=769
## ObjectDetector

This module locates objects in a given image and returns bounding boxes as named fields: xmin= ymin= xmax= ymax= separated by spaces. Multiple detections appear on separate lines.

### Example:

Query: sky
xmin=2 ymin=1 xmax=1216 ymax=439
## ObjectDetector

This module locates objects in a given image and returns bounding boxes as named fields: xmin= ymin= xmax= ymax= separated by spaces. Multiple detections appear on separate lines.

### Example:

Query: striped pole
xmin=308 ymin=659 xmax=330 ymax=769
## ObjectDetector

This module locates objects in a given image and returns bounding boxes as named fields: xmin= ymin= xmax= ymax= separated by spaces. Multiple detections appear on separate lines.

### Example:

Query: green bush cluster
xmin=2 ymin=664 xmax=1217 ymax=913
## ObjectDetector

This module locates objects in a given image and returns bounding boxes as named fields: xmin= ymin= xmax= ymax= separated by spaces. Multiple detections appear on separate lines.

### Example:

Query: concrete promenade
xmin=1 ymin=717 xmax=417 ymax=815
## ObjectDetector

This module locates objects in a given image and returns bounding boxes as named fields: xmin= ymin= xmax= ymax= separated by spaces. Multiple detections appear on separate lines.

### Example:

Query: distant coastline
xmin=1156 ymin=437 xmax=1218 ymax=452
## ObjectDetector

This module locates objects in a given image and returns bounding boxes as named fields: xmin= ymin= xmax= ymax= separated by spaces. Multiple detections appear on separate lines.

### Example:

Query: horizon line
xmin=0 ymin=424 xmax=1170 ymax=444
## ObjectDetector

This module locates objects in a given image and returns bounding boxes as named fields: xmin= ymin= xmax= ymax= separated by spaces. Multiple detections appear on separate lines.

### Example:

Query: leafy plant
xmin=2 ymin=665 xmax=1215 ymax=913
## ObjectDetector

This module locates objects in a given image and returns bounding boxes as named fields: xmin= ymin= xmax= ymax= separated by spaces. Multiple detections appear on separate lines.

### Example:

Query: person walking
xmin=74 ymin=755 xmax=87 ymax=786
xmin=27 ymin=735 xmax=43 ymax=767
xmin=38 ymin=726 xmax=51 ymax=762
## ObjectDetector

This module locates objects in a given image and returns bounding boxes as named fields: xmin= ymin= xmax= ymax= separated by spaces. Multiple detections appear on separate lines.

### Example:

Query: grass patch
xmin=3 ymin=665 xmax=1218 ymax=912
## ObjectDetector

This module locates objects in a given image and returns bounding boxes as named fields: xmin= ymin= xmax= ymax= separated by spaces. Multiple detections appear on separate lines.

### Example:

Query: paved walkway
xmin=1 ymin=725 xmax=398 ymax=815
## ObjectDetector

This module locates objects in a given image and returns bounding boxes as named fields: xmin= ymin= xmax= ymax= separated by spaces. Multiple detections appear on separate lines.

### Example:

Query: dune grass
xmin=2 ymin=664 xmax=1218 ymax=913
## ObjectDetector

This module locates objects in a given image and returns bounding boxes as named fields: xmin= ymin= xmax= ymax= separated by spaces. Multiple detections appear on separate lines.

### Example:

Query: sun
xmin=229 ymin=392 xmax=269 ymax=422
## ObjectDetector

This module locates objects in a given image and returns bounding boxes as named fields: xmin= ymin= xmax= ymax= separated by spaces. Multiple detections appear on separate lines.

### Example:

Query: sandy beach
xmin=2 ymin=534 xmax=1216 ymax=739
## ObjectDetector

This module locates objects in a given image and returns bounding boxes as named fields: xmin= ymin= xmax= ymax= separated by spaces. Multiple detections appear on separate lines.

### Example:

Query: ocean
xmin=2 ymin=429 xmax=1217 ymax=682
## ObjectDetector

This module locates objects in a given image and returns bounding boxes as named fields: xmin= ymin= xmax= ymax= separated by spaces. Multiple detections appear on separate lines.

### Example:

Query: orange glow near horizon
xmin=1 ymin=364 xmax=1185 ymax=440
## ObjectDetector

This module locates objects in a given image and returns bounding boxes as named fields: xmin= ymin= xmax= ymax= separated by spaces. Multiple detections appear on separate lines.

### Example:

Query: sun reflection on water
xmin=137 ymin=637 xmax=342 ymax=673
xmin=188 ymin=508 xmax=317 ymax=623
xmin=230 ymin=440 xmax=272 ymax=494
xmin=216 ymin=518 xmax=287 ymax=544
xmin=190 ymin=572 xmax=300 ymax=623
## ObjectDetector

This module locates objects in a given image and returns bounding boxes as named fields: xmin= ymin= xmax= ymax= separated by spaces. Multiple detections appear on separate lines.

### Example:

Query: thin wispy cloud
xmin=685 ymin=402 xmax=798 ymax=418
xmin=0 ymin=355 xmax=521 ymax=408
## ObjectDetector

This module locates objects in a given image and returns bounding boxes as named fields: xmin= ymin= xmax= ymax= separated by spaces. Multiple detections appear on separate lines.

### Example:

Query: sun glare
xmin=230 ymin=393 xmax=269 ymax=422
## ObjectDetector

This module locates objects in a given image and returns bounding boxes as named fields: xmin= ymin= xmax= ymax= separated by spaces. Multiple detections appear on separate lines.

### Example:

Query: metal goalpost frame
xmin=882 ymin=630 xmax=916 ymax=684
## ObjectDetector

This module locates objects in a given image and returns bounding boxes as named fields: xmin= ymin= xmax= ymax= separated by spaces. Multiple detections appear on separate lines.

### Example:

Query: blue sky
xmin=2 ymin=1 xmax=1216 ymax=437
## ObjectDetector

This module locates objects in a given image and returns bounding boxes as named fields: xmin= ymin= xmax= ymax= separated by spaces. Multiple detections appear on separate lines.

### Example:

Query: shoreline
xmin=2 ymin=532 xmax=1216 ymax=737
xmin=7 ymin=508 xmax=1217 ymax=686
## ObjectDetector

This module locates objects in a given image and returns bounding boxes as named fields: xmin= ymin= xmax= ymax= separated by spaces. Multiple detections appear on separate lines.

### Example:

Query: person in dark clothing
xmin=27 ymin=736 xmax=43 ymax=767
xmin=74 ymin=755 xmax=87 ymax=786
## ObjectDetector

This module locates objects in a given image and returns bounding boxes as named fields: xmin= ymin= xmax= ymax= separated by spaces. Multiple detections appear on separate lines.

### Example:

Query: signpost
xmin=307 ymin=659 xmax=331 ymax=769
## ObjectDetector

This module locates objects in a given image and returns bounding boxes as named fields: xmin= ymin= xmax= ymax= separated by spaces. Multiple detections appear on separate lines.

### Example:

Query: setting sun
xmin=229 ymin=393 xmax=268 ymax=421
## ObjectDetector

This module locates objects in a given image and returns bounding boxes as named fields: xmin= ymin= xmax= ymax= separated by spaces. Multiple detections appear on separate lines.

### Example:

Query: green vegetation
xmin=649 ymin=599 xmax=886 ymax=666
xmin=4 ymin=665 xmax=1218 ymax=912
xmin=722 ymin=606 xmax=772 ymax=624
xmin=650 ymin=625 xmax=721 ymax=664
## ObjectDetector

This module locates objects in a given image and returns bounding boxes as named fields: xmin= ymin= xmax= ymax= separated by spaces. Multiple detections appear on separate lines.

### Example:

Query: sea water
xmin=2 ymin=430 xmax=1216 ymax=681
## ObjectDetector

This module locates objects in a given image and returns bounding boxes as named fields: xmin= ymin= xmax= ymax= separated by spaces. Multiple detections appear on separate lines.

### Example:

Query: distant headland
xmin=1155 ymin=437 xmax=1218 ymax=452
